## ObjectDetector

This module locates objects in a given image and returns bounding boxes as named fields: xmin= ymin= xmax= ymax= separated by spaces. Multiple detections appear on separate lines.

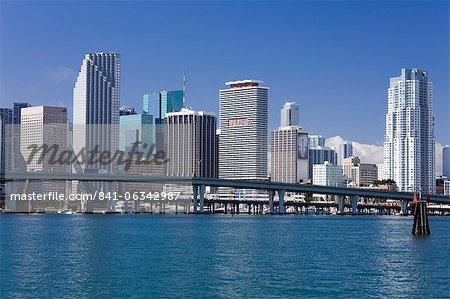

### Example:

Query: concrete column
xmin=400 ymin=200 xmax=408 ymax=215
xmin=278 ymin=190 xmax=285 ymax=214
xmin=336 ymin=195 xmax=345 ymax=214
xmin=268 ymin=190 xmax=274 ymax=214
xmin=351 ymin=195 xmax=358 ymax=215
xmin=199 ymin=184 xmax=205 ymax=213
xmin=192 ymin=185 xmax=198 ymax=213
xmin=8 ymin=181 xmax=17 ymax=212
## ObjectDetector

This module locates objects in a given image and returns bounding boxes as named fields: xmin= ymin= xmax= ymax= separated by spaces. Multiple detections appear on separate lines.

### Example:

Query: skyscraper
xmin=308 ymin=146 xmax=337 ymax=180
xmin=20 ymin=106 xmax=68 ymax=172
xmin=17 ymin=106 xmax=68 ymax=212
xmin=160 ymin=90 xmax=183 ymax=123
xmin=219 ymin=80 xmax=268 ymax=180
xmin=443 ymin=146 xmax=450 ymax=179
xmin=0 ymin=108 xmax=12 ymax=174
xmin=143 ymin=92 xmax=160 ymax=119
xmin=73 ymin=52 xmax=120 ymax=172
xmin=143 ymin=89 xmax=183 ymax=150
xmin=13 ymin=102 xmax=31 ymax=125
xmin=271 ymin=127 xmax=308 ymax=183
xmin=11 ymin=102 xmax=31 ymax=167
xmin=144 ymin=90 xmax=183 ymax=122
xmin=73 ymin=52 xmax=120 ymax=212
xmin=339 ymin=141 xmax=353 ymax=165
xmin=384 ymin=68 xmax=435 ymax=194
xmin=12 ymin=102 xmax=31 ymax=159
xmin=280 ymin=102 xmax=299 ymax=127
xmin=165 ymin=108 xmax=217 ymax=178
xmin=271 ymin=102 xmax=308 ymax=183
xmin=308 ymin=135 xmax=325 ymax=148
xmin=119 ymin=113 xmax=153 ymax=155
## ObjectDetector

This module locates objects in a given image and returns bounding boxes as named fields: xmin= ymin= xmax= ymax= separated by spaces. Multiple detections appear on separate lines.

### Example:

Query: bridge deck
xmin=3 ymin=172 xmax=450 ymax=204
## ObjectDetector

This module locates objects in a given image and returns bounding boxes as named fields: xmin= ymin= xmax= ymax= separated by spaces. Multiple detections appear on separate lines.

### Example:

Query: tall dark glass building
xmin=143 ymin=89 xmax=183 ymax=151
xmin=0 ymin=108 xmax=12 ymax=173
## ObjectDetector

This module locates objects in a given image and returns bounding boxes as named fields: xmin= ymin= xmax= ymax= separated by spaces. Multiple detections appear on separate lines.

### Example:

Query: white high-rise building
xmin=219 ymin=80 xmax=268 ymax=180
xmin=272 ymin=101 xmax=308 ymax=183
xmin=377 ymin=163 xmax=386 ymax=180
xmin=73 ymin=52 xmax=120 ymax=173
xmin=384 ymin=68 xmax=435 ymax=194
xmin=20 ymin=106 xmax=68 ymax=172
xmin=271 ymin=127 xmax=308 ymax=183
xmin=280 ymin=102 xmax=299 ymax=127
xmin=313 ymin=162 xmax=345 ymax=187
xmin=73 ymin=53 xmax=120 ymax=212
xmin=342 ymin=156 xmax=360 ymax=179
xmin=19 ymin=106 xmax=68 ymax=209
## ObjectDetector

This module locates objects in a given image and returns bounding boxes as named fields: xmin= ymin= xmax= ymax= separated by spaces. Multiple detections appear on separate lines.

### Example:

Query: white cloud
xmin=326 ymin=136 xmax=384 ymax=165
xmin=351 ymin=142 xmax=384 ymax=165
xmin=325 ymin=136 xmax=345 ymax=154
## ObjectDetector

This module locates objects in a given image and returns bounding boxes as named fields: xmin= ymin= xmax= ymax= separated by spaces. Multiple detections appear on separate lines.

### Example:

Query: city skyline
xmin=1 ymin=1 xmax=448 ymax=146
xmin=1 ymin=3 xmax=450 ymax=298
xmin=1 ymin=65 xmax=447 ymax=177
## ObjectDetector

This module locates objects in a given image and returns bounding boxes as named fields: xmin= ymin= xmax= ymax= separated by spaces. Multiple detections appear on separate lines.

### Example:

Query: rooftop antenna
xmin=182 ymin=69 xmax=186 ymax=109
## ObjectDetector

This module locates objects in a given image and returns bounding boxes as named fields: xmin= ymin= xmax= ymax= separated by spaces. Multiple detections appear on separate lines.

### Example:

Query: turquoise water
xmin=1 ymin=214 xmax=449 ymax=298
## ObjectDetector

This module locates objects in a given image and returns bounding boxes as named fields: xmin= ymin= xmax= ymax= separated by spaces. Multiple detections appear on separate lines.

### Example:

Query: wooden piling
xmin=412 ymin=201 xmax=430 ymax=235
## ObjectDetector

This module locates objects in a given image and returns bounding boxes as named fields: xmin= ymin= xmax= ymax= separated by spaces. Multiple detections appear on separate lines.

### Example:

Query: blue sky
xmin=1 ymin=0 xmax=448 ymax=145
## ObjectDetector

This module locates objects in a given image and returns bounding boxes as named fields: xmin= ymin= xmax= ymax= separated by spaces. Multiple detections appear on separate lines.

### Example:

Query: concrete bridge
xmin=4 ymin=172 xmax=450 ymax=214
xmin=199 ymin=199 xmax=450 ymax=216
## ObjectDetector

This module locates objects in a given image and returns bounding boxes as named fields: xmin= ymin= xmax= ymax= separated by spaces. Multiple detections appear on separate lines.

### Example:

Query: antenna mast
xmin=182 ymin=69 xmax=186 ymax=108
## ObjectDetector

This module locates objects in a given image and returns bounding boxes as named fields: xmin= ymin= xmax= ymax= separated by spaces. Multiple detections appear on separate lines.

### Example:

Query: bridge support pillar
xmin=106 ymin=182 xmax=116 ymax=213
xmin=400 ymin=200 xmax=408 ymax=216
xmin=336 ymin=195 xmax=345 ymax=214
xmin=351 ymin=195 xmax=358 ymax=215
xmin=192 ymin=185 xmax=198 ymax=213
xmin=199 ymin=184 xmax=205 ymax=213
xmin=278 ymin=190 xmax=285 ymax=214
xmin=8 ymin=181 xmax=17 ymax=212
xmin=268 ymin=190 xmax=274 ymax=214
